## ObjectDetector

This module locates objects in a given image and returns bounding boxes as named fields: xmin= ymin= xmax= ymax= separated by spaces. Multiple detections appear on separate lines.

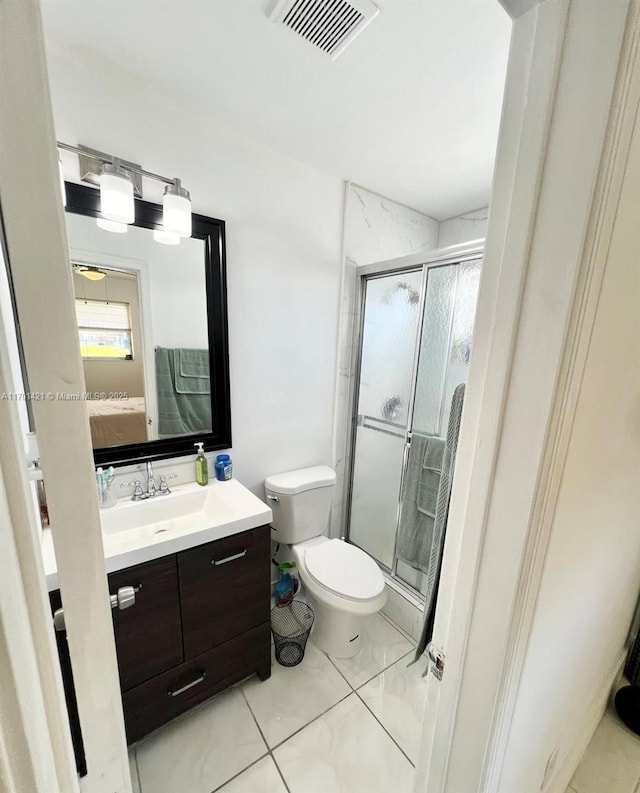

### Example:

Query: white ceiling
xmin=40 ymin=0 xmax=511 ymax=220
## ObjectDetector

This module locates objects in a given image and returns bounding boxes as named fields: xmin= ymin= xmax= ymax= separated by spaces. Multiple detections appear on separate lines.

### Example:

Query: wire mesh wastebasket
xmin=271 ymin=600 xmax=314 ymax=667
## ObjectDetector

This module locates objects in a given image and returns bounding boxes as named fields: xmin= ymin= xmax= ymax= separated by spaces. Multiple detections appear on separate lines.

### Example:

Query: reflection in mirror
xmin=66 ymin=213 xmax=212 ymax=451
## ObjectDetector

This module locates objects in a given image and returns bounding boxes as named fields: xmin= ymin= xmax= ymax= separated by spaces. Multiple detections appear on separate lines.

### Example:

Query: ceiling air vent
xmin=269 ymin=0 xmax=380 ymax=60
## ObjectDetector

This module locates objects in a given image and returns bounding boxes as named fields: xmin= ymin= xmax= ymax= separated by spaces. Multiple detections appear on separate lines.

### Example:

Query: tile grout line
xmin=324 ymin=642 xmax=415 ymax=691
xmin=270 ymin=751 xmax=293 ymax=793
xmin=354 ymin=687 xmax=416 ymax=769
xmin=209 ymin=751 xmax=270 ymax=793
xmin=239 ymin=685 xmax=271 ymax=755
xmin=240 ymin=685 xmax=293 ymax=793
xmin=270 ymin=689 xmax=354 ymax=752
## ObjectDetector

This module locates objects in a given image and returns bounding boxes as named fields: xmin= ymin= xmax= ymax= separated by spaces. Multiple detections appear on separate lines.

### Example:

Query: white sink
xmin=40 ymin=478 xmax=273 ymax=591
xmin=101 ymin=484 xmax=219 ymax=536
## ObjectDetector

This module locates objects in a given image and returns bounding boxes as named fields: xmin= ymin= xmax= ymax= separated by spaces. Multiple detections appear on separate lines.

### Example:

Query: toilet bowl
xmin=265 ymin=466 xmax=386 ymax=659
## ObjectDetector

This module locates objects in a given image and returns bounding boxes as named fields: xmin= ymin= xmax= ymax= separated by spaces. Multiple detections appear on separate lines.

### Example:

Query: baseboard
xmin=545 ymin=649 xmax=627 ymax=793
xmin=381 ymin=575 xmax=424 ymax=642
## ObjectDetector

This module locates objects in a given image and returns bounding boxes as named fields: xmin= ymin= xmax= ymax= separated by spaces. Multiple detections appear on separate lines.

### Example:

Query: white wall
xmin=48 ymin=48 xmax=344 ymax=495
xmin=499 ymin=93 xmax=640 ymax=793
xmin=438 ymin=207 xmax=489 ymax=248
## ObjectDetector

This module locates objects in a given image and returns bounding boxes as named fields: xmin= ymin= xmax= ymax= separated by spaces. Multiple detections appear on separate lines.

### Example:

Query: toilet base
xmin=309 ymin=596 xmax=362 ymax=659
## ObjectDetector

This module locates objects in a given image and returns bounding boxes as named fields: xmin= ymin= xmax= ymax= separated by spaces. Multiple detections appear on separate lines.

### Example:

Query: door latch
xmin=52 ymin=585 xmax=142 ymax=633
xmin=427 ymin=643 xmax=445 ymax=681
xmin=110 ymin=585 xmax=141 ymax=611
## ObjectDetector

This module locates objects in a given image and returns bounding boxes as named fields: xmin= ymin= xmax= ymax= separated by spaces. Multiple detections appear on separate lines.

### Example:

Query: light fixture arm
xmin=57 ymin=141 xmax=176 ymax=187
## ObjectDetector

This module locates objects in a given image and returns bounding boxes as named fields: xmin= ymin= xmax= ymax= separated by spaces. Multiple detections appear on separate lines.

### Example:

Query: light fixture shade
xmin=75 ymin=266 xmax=106 ymax=281
xmin=100 ymin=161 xmax=135 ymax=224
xmin=58 ymin=157 xmax=66 ymax=208
xmin=154 ymin=229 xmax=180 ymax=246
xmin=96 ymin=216 xmax=128 ymax=234
xmin=163 ymin=178 xmax=192 ymax=238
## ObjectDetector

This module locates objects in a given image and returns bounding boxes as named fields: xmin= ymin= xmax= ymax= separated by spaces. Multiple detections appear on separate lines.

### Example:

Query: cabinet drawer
xmin=178 ymin=525 xmax=270 ymax=658
xmin=122 ymin=621 xmax=270 ymax=744
xmin=109 ymin=556 xmax=183 ymax=691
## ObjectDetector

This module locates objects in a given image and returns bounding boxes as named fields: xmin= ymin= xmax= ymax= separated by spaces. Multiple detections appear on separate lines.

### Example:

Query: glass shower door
xmin=348 ymin=270 xmax=423 ymax=569
xmin=396 ymin=259 xmax=481 ymax=592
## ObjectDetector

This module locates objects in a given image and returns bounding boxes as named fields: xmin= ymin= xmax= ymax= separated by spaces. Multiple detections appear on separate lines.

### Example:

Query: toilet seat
xmin=304 ymin=539 xmax=385 ymax=601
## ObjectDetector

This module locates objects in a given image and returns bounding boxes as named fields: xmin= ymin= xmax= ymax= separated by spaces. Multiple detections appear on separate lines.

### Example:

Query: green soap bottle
xmin=194 ymin=442 xmax=208 ymax=486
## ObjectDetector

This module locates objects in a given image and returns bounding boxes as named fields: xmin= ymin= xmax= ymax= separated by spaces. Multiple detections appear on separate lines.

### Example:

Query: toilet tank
xmin=265 ymin=466 xmax=336 ymax=544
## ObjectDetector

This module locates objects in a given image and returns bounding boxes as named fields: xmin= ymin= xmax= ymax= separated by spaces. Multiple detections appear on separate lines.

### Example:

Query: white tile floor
xmin=565 ymin=702 xmax=640 ymax=793
xmin=129 ymin=613 xmax=426 ymax=793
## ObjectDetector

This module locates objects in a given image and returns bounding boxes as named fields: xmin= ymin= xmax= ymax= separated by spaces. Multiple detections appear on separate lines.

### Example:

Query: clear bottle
xmin=194 ymin=442 xmax=208 ymax=486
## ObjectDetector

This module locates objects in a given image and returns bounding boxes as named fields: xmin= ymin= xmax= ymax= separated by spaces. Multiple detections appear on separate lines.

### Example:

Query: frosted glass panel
xmin=395 ymin=258 xmax=481 ymax=592
xmin=412 ymin=265 xmax=457 ymax=436
xmin=356 ymin=272 xmax=423 ymax=426
xmin=349 ymin=270 xmax=422 ymax=567
xmin=441 ymin=260 xmax=481 ymax=432
xmin=349 ymin=430 xmax=405 ymax=568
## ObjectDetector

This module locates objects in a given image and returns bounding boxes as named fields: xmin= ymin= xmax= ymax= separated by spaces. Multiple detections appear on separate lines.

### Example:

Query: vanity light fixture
xmin=56 ymin=142 xmax=194 ymax=243
xmin=153 ymin=228 xmax=181 ymax=246
xmin=74 ymin=265 xmax=107 ymax=281
xmin=163 ymin=179 xmax=192 ymax=238
xmin=97 ymin=216 xmax=128 ymax=234
xmin=99 ymin=158 xmax=135 ymax=224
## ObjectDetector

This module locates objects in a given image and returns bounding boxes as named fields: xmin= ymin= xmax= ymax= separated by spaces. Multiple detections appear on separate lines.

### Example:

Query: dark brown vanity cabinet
xmin=109 ymin=555 xmax=183 ymax=692
xmin=179 ymin=526 xmax=271 ymax=658
xmin=52 ymin=524 xmax=271 ymax=752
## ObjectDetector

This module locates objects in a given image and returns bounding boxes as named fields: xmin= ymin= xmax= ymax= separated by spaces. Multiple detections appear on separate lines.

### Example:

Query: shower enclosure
xmin=346 ymin=247 xmax=482 ymax=597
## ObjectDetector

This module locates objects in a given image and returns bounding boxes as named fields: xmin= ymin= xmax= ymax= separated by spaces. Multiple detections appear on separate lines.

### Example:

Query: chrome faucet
xmin=145 ymin=460 xmax=157 ymax=498
xmin=120 ymin=461 xmax=177 ymax=501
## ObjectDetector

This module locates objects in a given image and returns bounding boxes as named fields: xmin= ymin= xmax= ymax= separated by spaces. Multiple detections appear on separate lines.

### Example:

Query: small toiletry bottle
xmin=215 ymin=454 xmax=233 ymax=481
xmin=102 ymin=467 xmax=117 ymax=508
xmin=275 ymin=565 xmax=294 ymax=606
xmin=96 ymin=467 xmax=104 ymax=506
xmin=194 ymin=442 xmax=208 ymax=486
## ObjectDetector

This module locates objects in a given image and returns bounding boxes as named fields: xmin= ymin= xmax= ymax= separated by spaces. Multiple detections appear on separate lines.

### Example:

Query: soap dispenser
xmin=194 ymin=442 xmax=208 ymax=486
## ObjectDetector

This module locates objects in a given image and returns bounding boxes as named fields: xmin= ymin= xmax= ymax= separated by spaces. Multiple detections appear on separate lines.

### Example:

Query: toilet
xmin=265 ymin=465 xmax=386 ymax=659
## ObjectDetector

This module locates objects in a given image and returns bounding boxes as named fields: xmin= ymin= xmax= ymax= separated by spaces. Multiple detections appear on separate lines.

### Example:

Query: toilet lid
xmin=305 ymin=539 xmax=384 ymax=601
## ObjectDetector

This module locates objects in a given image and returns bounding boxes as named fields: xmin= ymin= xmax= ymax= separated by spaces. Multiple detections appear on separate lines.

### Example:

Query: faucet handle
xmin=121 ymin=480 xmax=144 ymax=500
xmin=159 ymin=473 xmax=177 ymax=494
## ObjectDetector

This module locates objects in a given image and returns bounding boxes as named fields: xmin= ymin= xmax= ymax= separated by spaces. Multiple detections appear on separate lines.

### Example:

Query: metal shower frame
xmin=343 ymin=240 xmax=484 ymax=599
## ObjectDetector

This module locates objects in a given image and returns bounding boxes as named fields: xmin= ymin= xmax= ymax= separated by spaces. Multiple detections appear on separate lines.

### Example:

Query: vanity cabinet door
xmin=109 ymin=555 xmax=183 ymax=691
xmin=178 ymin=525 xmax=270 ymax=658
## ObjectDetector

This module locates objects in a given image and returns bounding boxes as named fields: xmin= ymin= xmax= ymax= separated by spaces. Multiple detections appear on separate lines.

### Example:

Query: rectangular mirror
xmin=64 ymin=183 xmax=231 ymax=466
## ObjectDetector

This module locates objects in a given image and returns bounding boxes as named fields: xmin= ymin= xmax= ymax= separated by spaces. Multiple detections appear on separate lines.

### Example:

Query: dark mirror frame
xmin=64 ymin=182 xmax=231 ymax=467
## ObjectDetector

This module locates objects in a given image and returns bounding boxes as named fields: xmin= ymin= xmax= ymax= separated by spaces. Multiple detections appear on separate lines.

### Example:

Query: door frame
xmin=0 ymin=1 xmax=131 ymax=791
xmin=414 ymin=0 xmax=640 ymax=791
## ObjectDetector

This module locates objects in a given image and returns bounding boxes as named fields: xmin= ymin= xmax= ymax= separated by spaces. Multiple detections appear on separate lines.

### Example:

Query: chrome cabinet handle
xmin=110 ymin=585 xmax=141 ymax=611
xmin=168 ymin=672 xmax=205 ymax=697
xmin=53 ymin=607 xmax=66 ymax=632
xmin=211 ymin=549 xmax=247 ymax=566
xmin=266 ymin=495 xmax=279 ymax=502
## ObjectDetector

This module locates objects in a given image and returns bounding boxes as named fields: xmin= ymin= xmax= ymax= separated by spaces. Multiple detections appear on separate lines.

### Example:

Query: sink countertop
xmin=41 ymin=478 xmax=272 ymax=592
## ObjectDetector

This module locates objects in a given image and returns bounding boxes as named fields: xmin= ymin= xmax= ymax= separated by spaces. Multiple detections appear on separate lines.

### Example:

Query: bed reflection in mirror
xmin=66 ymin=212 xmax=212 ymax=450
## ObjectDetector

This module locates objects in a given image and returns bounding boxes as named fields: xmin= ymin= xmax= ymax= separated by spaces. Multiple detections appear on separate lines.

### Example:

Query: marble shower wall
xmin=331 ymin=186 xmax=439 ymax=536
xmin=438 ymin=207 xmax=489 ymax=249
